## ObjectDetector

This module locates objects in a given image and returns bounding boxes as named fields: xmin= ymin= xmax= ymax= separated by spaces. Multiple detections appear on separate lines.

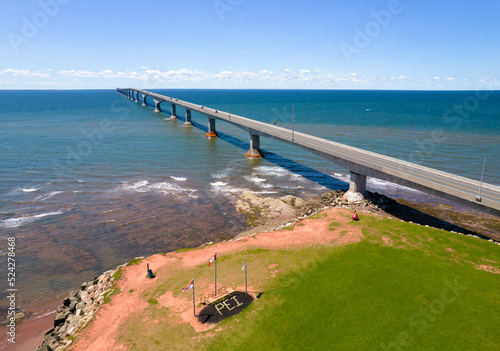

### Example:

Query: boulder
xmin=75 ymin=302 xmax=86 ymax=310
xmin=46 ymin=337 xmax=59 ymax=351
xmin=69 ymin=302 xmax=77 ymax=313
xmin=53 ymin=310 xmax=70 ymax=327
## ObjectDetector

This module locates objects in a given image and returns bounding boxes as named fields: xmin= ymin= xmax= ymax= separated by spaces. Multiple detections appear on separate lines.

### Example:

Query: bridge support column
xmin=245 ymin=133 xmax=263 ymax=158
xmin=342 ymin=172 xmax=367 ymax=203
xmin=153 ymin=99 xmax=162 ymax=113
xmin=142 ymin=94 xmax=147 ymax=106
xmin=129 ymin=91 xmax=134 ymax=101
xmin=184 ymin=109 xmax=193 ymax=127
xmin=206 ymin=118 xmax=218 ymax=138
xmin=135 ymin=91 xmax=139 ymax=103
xmin=170 ymin=104 xmax=178 ymax=119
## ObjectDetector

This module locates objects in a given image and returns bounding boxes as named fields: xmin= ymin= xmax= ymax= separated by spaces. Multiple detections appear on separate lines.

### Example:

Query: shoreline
xmin=52 ymin=204 xmax=500 ymax=350
xmin=3 ymin=190 xmax=499 ymax=350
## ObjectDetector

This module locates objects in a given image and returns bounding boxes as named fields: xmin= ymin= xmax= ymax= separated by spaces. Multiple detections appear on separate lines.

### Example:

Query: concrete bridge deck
xmin=117 ymin=88 xmax=500 ymax=215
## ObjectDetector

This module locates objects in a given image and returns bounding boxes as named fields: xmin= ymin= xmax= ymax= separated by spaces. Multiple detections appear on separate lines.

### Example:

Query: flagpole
xmin=215 ymin=252 xmax=217 ymax=296
xmin=192 ymin=278 xmax=196 ymax=317
xmin=245 ymin=258 xmax=247 ymax=293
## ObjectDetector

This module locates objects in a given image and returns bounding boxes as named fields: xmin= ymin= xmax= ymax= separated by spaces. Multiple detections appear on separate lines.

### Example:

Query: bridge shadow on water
xmin=171 ymin=114 xmax=489 ymax=239
xmin=187 ymin=119 xmax=349 ymax=192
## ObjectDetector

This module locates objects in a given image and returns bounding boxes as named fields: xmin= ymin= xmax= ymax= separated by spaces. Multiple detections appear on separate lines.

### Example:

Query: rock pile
xmin=36 ymin=268 xmax=119 ymax=351
xmin=321 ymin=190 xmax=398 ymax=212
xmin=236 ymin=192 xmax=314 ymax=227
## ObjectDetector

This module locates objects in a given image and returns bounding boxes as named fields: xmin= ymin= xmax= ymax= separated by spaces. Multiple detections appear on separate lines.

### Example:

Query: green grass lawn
xmin=116 ymin=213 xmax=500 ymax=351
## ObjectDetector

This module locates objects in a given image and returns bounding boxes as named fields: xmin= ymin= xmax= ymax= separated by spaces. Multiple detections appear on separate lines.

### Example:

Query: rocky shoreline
xmin=33 ymin=190 xmax=499 ymax=350
xmin=35 ymin=267 xmax=123 ymax=351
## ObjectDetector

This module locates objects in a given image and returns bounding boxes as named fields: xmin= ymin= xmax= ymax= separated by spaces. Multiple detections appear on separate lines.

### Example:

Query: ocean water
xmin=1 ymin=89 xmax=499 ymax=321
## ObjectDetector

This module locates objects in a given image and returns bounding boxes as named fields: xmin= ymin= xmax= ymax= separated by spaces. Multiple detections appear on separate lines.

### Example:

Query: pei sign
xmin=197 ymin=291 xmax=254 ymax=324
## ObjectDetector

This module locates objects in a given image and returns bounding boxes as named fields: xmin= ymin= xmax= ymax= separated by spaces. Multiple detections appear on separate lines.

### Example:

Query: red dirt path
xmin=67 ymin=208 xmax=362 ymax=350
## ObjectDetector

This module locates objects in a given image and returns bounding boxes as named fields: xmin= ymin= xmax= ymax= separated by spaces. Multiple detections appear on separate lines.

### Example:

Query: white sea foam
xmin=35 ymin=191 xmax=62 ymax=201
xmin=8 ymin=187 xmax=40 ymax=195
xmin=21 ymin=188 xmax=39 ymax=193
xmin=333 ymin=173 xmax=349 ymax=179
xmin=210 ymin=182 xmax=246 ymax=194
xmin=210 ymin=181 xmax=228 ymax=188
xmin=123 ymin=180 xmax=150 ymax=191
xmin=367 ymin=178 xmax=421 ymax=193
xmin=32 ymin=310 xmax=58 ymax=320
xmin=212 ymin=168 xmax=232 ymax=179
xmin=0 ymin=211 xmax=63 ymax=229
xmin=290 ymin=174 xmax=306 ymax=181
xmin=244 ymin=176 xmax=267 ymax=183
xmin=170 ymin=176 xmax=187 ymax=181
xmin=114 ymin=180 xmax=197 ymax=196
xmin=253 ymin=166 xmax=290 ymax=177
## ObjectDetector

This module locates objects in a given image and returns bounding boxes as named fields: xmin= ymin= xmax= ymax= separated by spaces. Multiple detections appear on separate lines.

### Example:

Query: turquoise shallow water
xmin=0 ymin=89 xmax=499 ymax=319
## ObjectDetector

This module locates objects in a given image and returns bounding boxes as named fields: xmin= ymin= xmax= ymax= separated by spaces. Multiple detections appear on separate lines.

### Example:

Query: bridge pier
xmin=342 ymin=172 xmax=367 ymax=203
xmin=142 ymin=94 xmax=147 ymax=106
xmin=184 ymin=109 xmax=193 ymax=127
xmin=245 ymin=133 xmax=263 ymax=158
xmin=153 ymin=99 xmax=162 ymax=113
xmin=135 ymin=91 xmax=139 ymax=103
xmin=129 ymin=91 xmax=134 ymax=101
xmin=170 ymin=104 xmax=178 ymax=120
xmin=206 ymin=118 xmax=218 ymax=138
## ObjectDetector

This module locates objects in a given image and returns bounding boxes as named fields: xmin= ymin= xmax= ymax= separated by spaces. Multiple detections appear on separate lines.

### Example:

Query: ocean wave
xmin=253 ymin=166 xmax=290 ymax=177
xmin=0 ymin=211 xmax=64 ymax=229
xmin=114 ymin=180 xmax=197 ymax=196
xmin=244 ymin=175 xmax=267 ymax=184
xmin=290 ymin=174 xmax=306 ymax=181
xmin=211 ymin=168 xmax=232 ymax=179
xmin=122 ymin=180 xmax=150 ymax=192
xmin=7 ymin=187 xmax=40 ymax=195
xmin=22 ymin=188 xmax=39 ymax=193
xmin=210 ymin=181 xmax=247 ymax=194
xmin=35 ymin=191 xmax=62 ymax=201
xmin=367 ymin=178 xmax=421 ymax=193
xmin=170 ymin=176 xmax=187 ymax=181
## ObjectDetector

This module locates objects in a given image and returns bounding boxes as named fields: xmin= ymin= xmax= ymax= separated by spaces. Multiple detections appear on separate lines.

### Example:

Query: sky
xmin=1 ymin=0 xmax=499 ymax=90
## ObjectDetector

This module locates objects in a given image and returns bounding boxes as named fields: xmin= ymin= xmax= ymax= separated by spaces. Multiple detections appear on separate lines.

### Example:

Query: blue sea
xmin=1 ymin=89 xmax=499 ymax=322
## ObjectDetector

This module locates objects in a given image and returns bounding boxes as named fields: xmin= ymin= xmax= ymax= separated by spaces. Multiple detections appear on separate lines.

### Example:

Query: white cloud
xmin=22 ymin=81 xmax=57 ymax=85
xmin=1 ymin=69 xmax=50 ymax=78
xmin=1 ymin=66 xmax=488 ymax=89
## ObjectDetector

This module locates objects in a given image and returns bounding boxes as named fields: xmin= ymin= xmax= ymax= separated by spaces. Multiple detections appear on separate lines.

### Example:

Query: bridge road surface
xmin=120 ymin=89 xmax=500 ymax=215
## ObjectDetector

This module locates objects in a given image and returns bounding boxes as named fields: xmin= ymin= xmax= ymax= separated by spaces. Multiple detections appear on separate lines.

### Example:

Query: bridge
xmin=117 ymin=88 xmax=500 ymax=215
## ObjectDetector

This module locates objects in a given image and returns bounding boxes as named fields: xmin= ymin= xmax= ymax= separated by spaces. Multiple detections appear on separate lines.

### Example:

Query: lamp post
xmin=476 ymin=155 xmax=487 ymax=201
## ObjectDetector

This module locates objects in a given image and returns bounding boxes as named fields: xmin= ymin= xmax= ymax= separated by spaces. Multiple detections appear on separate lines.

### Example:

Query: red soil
xmin=32 ymin=208 xmax=362 ymax=351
